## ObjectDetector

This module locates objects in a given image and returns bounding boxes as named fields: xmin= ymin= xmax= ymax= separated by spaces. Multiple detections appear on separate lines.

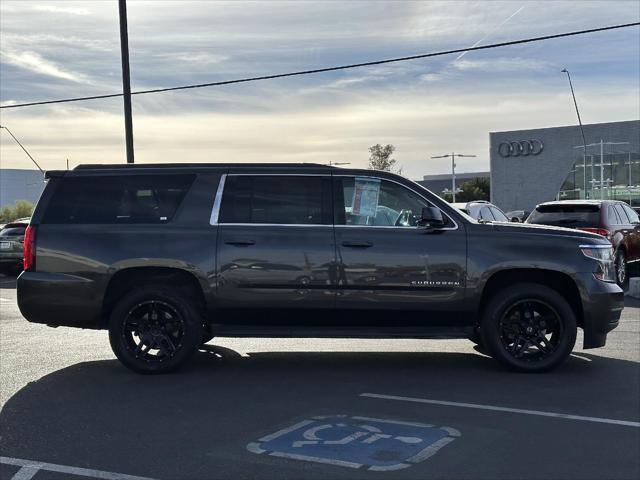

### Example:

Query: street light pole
xmin=430 ymin=153 xmax=477 ymax=202
xmin=561 ymin=69 xmax=587 ymax=196
xmin=119 ymin=0 xmax=134 ymax=164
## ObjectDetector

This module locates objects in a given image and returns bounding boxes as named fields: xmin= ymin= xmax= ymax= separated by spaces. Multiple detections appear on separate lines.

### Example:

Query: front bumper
xmin=576 ymin=273 xmax=624 ymax=349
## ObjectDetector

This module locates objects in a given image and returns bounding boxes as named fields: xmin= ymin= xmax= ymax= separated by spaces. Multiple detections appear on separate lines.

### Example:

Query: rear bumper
xmin=576 ymin=273 xmax=624 ymax=349
xmin=17 ymin=271 xmax=103 ymax=329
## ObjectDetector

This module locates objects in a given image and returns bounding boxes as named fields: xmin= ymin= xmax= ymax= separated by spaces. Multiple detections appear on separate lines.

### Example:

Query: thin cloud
xmin=32 ymin=5 xmax=90 ymax=16
xmin=0 ymin=49 xmax=89 ymax=83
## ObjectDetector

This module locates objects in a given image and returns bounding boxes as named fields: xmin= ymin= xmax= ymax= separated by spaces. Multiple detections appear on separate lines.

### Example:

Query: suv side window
xmin=479 ymin=206 xmax=494 ymax=221
xmin=219 ymin=175 xmax=331 ymax=225
xmin=43 ymin=174 xmax=195 ymax=224
xmin=490 ymin=206 xmax=509 ymax=222
xmin=622 ymin=204 xmax=640 ymax=224
xmin=335 ymin=176 xmax=441 ymax=227
xmin=609 ymin=205 xmax=623 ymax=224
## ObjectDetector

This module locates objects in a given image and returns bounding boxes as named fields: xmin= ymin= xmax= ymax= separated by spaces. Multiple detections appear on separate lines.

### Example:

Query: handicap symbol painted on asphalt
xmin=247 ymin=415 xmax=460 ymax=471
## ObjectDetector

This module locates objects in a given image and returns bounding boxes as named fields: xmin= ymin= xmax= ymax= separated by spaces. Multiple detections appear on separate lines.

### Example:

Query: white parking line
xmin=360 ymin=393 xmax=640 ymax=428
xmin=0 ymin=456 xmax=158 ymax=480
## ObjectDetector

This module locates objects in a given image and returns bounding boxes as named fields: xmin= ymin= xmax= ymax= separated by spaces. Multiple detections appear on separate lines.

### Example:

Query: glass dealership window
xmin=558 ymin=150 xmax=640 ymax=207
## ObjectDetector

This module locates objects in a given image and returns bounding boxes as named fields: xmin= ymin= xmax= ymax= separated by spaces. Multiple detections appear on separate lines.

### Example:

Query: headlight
xmin=580 ymin=244 xmax=615 ymax=283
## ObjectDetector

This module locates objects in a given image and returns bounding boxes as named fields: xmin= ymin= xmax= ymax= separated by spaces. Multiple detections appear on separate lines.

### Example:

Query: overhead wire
xmin=1 ymin=21 xmax=638 ymax=110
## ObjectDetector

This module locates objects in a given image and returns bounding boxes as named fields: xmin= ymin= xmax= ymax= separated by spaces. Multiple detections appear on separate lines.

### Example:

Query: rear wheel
xmin=108 ymin=285 xmax=203 ymax=374
xmin=615 ymin=249 xmax=627 ymax=289
xmin=481 ymin=283 xmax=576 ymax=372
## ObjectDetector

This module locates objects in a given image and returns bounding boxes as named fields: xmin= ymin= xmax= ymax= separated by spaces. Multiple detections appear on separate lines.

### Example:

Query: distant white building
xmin=0 ymin=169 xmax=45 ymax=207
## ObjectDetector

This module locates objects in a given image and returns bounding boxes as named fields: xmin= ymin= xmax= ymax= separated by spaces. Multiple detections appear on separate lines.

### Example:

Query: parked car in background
xmin=526 ymin=201 xmax=640 ymax=287
xmin=0 ymin=218 xmax=30 ymax=274
xmin=17 ymin=164 xmax=623 ymax=374
xmin=452 ymin=200 xmax=511 ymax=223
xmin=505 ymin=210 xmax=530 ymax=223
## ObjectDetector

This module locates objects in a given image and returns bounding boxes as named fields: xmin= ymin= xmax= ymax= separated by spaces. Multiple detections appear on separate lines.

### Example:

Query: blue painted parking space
xmin=247 ymin=414 xmax=460 ymax=471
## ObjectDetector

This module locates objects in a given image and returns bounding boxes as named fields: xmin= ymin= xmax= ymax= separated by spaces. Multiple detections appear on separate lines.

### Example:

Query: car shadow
xmin=0 ymin=348 xmax=638 ymax=479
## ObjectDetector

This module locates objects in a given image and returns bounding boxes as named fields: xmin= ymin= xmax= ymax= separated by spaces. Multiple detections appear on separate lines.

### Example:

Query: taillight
xmin=578 ymin=227 xmax=611 ymax=239
xmin=23 ymin=225 xmax=36 ymax=271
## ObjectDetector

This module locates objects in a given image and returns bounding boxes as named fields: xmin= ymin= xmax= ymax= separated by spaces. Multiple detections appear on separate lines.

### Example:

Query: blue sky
xmin=1 ymin=0 xmax=639 ymax=179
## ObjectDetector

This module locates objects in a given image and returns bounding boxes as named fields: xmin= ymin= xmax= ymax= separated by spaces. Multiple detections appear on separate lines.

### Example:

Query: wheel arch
xmin=101 ymin=266 xmax=207 ymax=327
xmin=479 ymin=269 xmax=583 ymax=328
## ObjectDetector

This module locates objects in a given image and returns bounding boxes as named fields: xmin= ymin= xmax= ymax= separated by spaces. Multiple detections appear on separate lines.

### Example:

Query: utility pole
xmin=119 ymin=0 xmax=134 ymax=164
xmin=0 ymin=125 xmax=44 ymax=173
xmin=430 ymin=152 xmax=477 ymax=202
xmin=561 ymin=69 xmax=587 ymax=196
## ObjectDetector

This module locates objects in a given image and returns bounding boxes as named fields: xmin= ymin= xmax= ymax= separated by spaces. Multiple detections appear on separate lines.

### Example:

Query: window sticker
xmin=352 ymin=177 xmax=381 ymax=217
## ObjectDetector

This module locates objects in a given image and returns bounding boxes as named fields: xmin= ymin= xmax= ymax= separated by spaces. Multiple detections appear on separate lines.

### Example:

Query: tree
xmin=457 ymin=177 xmax=490 ymax=202
xmin=0 ymin=200 xmax=34 ymax=223
xmin=368 ymin=144 xmax=397 ymax=172
xmin=437 ymin=177 xmax=490 ymax=203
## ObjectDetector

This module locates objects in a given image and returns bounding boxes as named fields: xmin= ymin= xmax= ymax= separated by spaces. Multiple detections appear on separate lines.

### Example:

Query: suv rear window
xmin=527 ymin=204 xmax=601 ymax=227
xmin=43 ymin=174 xmax=195 ymax=224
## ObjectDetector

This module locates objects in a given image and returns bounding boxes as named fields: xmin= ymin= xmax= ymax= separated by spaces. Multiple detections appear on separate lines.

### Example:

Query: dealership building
xmin=489 ymin=120 xmax=640 ymax=212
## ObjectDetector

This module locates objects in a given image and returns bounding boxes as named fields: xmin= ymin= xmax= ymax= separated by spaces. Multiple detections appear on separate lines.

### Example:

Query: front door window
xmin=337 ymin=177 xmax=432 ymax=227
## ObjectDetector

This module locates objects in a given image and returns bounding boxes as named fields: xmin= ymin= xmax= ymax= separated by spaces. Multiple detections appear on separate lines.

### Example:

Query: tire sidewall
xmin=108 ymin=285 xmax=203 ymax=374
xmin=481 ymin=283 xmax=577 ymax=372
xmin=615 ymin=250 xmax=627 ymax=288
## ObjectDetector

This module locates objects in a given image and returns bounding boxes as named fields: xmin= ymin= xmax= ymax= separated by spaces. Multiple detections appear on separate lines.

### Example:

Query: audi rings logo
xmin=498 ymin=139 xmax=544 ymax=157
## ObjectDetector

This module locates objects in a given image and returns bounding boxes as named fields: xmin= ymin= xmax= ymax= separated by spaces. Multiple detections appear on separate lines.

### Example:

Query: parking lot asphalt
xmin=0 ymin=275 xmax=639 ymax=480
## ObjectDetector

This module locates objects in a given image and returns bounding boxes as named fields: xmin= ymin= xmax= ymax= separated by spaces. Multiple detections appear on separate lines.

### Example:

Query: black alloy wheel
xmin=498 ymin=300 xmax=562 ymax=362
xmin=122 ymin=301 xmax=185 ymax=362
xmin=481 ymin=283 xmax=576 ymax=372
xmin=109 ymin=285 xmax=203 ymax=374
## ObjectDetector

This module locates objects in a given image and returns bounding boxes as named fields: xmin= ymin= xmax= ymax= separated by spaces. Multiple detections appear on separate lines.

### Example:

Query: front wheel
xmin=108 ymin=285 xmax=204 ymax=374
xmin=481 ymin=283 xmax=577 ymax=372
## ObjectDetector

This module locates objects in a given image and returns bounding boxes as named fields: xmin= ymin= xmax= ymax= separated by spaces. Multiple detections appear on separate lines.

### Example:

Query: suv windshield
xmin=527 ymin=204 xmax=601 ymax=227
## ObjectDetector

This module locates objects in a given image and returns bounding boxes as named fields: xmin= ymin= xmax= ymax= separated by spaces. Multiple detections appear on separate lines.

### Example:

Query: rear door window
xmin=219 ymin=175 xmax=331 ymax=225
xmin=609 ymin=205 xmax=623 ymax=224
xmin=527 ymin=204 xmax=601 ymax=227
xmin=43 ymin=174 xmax=195 ymax=224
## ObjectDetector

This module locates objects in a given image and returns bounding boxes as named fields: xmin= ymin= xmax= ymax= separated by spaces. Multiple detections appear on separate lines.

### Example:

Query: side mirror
xmin=511 ymin=217 xmax=521 ymax=223
xmin=419 ymin=207 xmax=445 ymax=229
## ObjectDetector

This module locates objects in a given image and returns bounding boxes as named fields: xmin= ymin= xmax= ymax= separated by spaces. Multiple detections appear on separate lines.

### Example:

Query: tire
xmin=108 ymin=284 xmax=204 ymax=374
xmin=481 ymin=283 xmax=577 ymax=372
xmin=615 ymin=249 xmax=628 ymax=289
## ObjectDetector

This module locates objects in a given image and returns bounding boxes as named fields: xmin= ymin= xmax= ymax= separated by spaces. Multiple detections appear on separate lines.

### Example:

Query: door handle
xmin=341 ymin=241 xmax=373 ymax=248
xmin=224 ymin=239 xmax=256 ymax=246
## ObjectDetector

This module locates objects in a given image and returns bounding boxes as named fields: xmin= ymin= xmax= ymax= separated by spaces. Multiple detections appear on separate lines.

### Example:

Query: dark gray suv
xmin=18 ymin=164 xmax=624 ymax=373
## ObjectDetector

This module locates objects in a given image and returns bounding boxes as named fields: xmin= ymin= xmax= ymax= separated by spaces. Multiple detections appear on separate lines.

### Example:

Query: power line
xmin=1 ymin=21 xmax=638 ymax=110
